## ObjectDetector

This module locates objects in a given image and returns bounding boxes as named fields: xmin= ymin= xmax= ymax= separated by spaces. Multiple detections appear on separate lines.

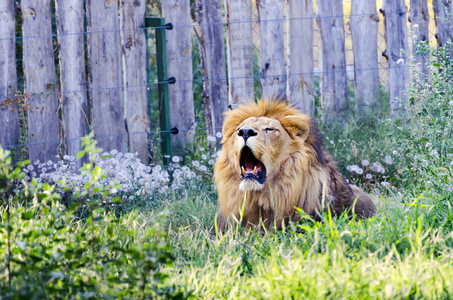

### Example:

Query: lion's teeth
xmin=253 ymin=166 xmax=257 ymax=175
xmin=241 ymin=166 xmax=246 ymax=174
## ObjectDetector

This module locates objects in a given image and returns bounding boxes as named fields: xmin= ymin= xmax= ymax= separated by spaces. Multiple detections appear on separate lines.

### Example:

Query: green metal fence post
xmin=145 ymin=17 xmax=172 ymax=165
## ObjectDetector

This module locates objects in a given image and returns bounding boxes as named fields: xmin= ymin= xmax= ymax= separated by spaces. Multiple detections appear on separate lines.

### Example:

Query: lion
xmin=214 ymin=99 xmax=376 ymax=231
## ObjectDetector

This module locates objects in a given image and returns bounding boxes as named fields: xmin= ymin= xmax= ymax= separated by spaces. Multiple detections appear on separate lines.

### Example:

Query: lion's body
xmin=214 ymin=100 xmax=376 ymax=230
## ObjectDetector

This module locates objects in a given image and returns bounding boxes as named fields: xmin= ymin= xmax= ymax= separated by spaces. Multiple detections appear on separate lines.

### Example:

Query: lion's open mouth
xmin=239 ymin=146 xmax=266 ymax=184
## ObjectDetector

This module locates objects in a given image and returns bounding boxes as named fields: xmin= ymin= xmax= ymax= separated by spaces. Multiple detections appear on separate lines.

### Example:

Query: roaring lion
xmin=214 ymin=99 xmax=376 ymax=231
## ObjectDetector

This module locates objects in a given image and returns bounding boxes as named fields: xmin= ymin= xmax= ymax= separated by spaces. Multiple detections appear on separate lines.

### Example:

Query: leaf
xmin=17 ymin=160 xmax=31 ymax=167
xmin=21 ymin=210 xmax=34 ymax=220
xmin=76 ymin=151 xmax=85 ymax=159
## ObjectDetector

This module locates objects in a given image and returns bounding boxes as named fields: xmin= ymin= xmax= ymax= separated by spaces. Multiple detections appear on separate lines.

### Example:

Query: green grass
xmin=145 ymin=190 xmax=453 ymax=299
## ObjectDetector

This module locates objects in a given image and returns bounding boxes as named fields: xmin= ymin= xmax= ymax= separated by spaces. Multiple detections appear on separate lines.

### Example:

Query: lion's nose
xmin=238 ymin=128 xmax=257 ymax=142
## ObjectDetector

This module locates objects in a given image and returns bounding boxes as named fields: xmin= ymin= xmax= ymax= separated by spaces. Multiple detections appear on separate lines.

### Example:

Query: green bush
xmin=0 ymin=146 xmax=188 ymax=299
xmin=388 ymin=41 xmax=453 ymax=217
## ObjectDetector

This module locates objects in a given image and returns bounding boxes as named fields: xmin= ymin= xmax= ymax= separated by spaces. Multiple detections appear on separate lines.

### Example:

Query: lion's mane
xmin=214 ymin=99 xmax=375 ymax=230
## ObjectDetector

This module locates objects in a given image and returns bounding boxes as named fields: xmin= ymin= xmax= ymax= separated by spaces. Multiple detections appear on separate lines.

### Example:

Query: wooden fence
xmin=1 ymin=0 xmax=452 ymax=164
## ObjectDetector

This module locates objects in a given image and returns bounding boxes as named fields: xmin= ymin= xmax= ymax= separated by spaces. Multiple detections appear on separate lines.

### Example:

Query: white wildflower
xmin=27 ymin=164 xmax=34 ymax=171
xmin=192 ymin=160 xmax=200 ymax=167
xmin=384 ymin=155 xmax=394 ymax=165
xmin=355 ymin=168 xmax=363 ymax=175
xmin=380 ymin=181 xmax=390 ymax=187
xmin=366 ymin=174 xmax=372 ymax=180
xmin=110 ymin=149 xmax=118 ymax=155
xmin=361 ymin=160 xmax=369 ymax=167
xmin=370 ymin=162 xmax=385 ymax=174
xmin=396 ymin=58 xmax=405 ymax=66
xmin=413 ymin=24 xmax=419 ymax=29
xmin=201 ymin=154 xmax=207 ymax=160
xmin=199 ymin=165 xmax=207 ymax=172
xmin=347 ymin=165 xmax=360 ymax=173
xmin=47 ymin=160 xmax=53 ymax=166
xmin=430 ymin=149 xmax=439 ymax=159
xmin=392 ymin=150 xmax=398 ymax=156
xmin=208 ymin=159 xmax=215 ymax=165
xmin=172 ymin=156 xmax=180 ymax=163
xmin=216 ymin=132 xmax=223 ymax=138
xmin=207 ymin=136 xmax=216 ymax=143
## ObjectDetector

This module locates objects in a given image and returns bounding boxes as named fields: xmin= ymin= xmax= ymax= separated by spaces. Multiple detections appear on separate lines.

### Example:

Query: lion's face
xmin=233 ymin=116 xmax=292 ymax=192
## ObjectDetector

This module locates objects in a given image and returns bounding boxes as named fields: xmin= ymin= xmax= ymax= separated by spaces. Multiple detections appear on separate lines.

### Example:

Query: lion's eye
xmin=264 ymin=127 xmax=275 ymax=132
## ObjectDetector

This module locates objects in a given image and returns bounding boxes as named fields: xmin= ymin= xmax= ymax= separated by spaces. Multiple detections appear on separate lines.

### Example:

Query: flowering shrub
xmin=390 ymin=38 xmax=453 ymax=198
xmin=321 ymin=130 xmax=403 ymax=192
xmin=22 ymin=132 xmax=220 ymax=207
xmin=0 ymin=146 xmax=188 ymax=298
xmin=30 ymin=151 xmax=170 ymax=200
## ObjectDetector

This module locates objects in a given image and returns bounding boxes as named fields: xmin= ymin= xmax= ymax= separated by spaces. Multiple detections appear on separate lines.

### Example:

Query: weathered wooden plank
xmin=381 ymin=0 xmax=409 ymax=117
xmin=316 ymin=0 xmax=349 ymax=120
xmin=0 ymin=0 xmax=20 ymax=150
xmin=433 ymin=0 xmax=453 ymax=58
xmin=86 ymin=0 xmax=126 ymax=153
xmin=409 ymin=0 xmax=429 ymax=77
xmin=120 ymin=0 xmax=149 ymax=163
xmin=55 ymin=0 xmax=88 ymax=166
xmin=21 ymin=0 xmax=60 ymax=162
xmin=257 ymin=0 xmax=286 ymax=99
xmin=162 ymin=0 xmax=196 ymax=156
xmin=195 ymin=0 xmax=229 ymax=140
xmin=286 ymin=0 xmax=315 ymax=116
xmin=224 ymin=0 xmax=254 ymax=107
xmin=350 ymin=0 xmax=380 ymax=116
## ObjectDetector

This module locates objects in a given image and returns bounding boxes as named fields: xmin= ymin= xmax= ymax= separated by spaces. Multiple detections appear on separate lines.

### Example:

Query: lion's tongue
xmin=245 ymin=162 xmax=262 ymax=174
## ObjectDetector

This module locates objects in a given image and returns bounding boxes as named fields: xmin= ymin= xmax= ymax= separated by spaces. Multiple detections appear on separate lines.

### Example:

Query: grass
xmin=143 ymin=190 xmax=453 ymax=299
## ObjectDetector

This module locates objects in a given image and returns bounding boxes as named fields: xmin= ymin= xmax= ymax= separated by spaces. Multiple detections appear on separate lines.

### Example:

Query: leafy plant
xmin=0 ymin=140 xmax=187 ymax=299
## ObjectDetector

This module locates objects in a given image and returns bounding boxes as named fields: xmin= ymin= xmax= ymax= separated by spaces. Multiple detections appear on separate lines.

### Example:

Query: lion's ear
xmin=281 ymin=115 xmax=310 ymax=141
